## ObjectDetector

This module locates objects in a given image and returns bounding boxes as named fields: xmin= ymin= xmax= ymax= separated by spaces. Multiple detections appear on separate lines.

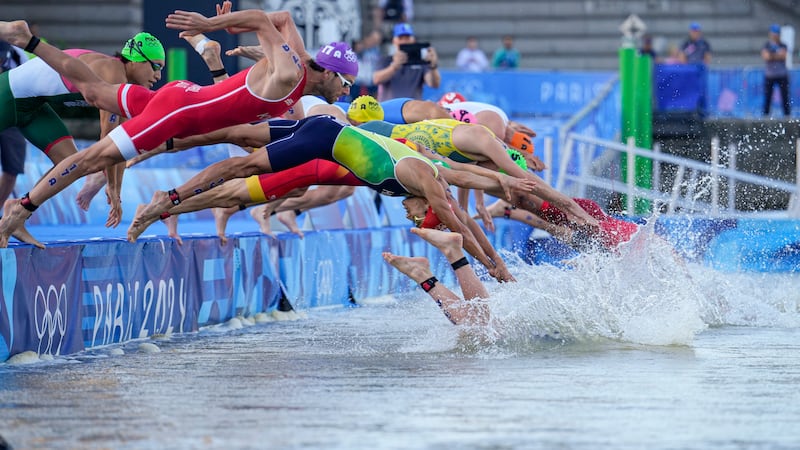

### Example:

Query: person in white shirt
xmin=455 ymin=36 xmax=489 ymax=72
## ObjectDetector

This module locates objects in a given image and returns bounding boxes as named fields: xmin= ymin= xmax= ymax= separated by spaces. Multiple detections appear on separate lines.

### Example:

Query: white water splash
xmin=472 ymin=220 xmax=800 ymax=349
xmin=484 ymin=222 xmax=709 ymax=347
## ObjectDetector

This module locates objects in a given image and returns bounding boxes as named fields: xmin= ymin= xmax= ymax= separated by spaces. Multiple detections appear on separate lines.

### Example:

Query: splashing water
xmin=457 ymin=219 xmax=800 ymax=352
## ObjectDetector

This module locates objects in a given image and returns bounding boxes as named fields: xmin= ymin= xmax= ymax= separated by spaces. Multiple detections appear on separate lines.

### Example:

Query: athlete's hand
xmin=216 ymin=1 xmax=233 ymax=16
xmin=523 ymin=152 xmax=546 ymax=172
xmin=508 ymin=121 xmax=536 ymax=138
xmin=226 ymin=45 xmax=265 ymax=61
xmin=166 ymin=10 xmax=213 ymax=37
xmin=475 ymin=203 xmax=495 ymax=233
xmin=493 ymin=262 xmax=516 ymax=283
xmin=500 ymin=174 xmax=535 ymax=199
xmin=105 ymin=191 xmax=123 ymax=228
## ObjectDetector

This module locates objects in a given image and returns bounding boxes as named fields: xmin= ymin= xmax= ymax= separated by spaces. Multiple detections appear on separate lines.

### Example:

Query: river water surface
xmin=1 ymin=230 xmax=799 ymax=449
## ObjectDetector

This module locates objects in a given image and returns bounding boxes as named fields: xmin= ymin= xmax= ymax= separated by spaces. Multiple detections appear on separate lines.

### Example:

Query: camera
xmin=399 ymin=42 xmax=431 ymax=66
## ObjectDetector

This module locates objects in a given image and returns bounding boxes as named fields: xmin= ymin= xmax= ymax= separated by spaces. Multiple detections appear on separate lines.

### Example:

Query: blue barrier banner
xmin=82 ymin=240 xmax=196 ymax=348
xmin=192 ymin=238 xmax=237 ymax=327
xmin=346 ymin=227 xmax=414 ymax=300
xmin=707 ymin=68 xmax=800 ymax=118
xmin=424 ymin=70 xmax=617 ymax=117
xmin=278 ymin=232 xmax=352 ymax=309
xmin=2 ymin=246 xmax=84 ymax=360
xmin=654 ymin=64 xmax=707 ymax=114
xmin=237 ymin=235 xmax=282 ymax=313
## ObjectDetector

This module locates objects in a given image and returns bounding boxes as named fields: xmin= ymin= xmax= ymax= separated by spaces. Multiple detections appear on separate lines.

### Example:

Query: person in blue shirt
xmin=761 ymin=24 xmax=791 ymax=117
xmin=679 ymin=22 xmax=712 ymax=65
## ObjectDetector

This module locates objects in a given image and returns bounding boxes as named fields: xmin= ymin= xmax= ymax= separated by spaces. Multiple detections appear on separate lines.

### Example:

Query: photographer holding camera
xmin=373 ymin=23 xmax=440 ymax=101
xmin=761 ymin=24 xmax=791 ymax=117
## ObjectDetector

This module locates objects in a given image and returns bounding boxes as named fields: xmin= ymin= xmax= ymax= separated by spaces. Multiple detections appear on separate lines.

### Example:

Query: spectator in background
xmin=492 ymin=35 xmax=520 ymax=69
xmin=639 ymin=34 xmax=657 ymax=61
xmin=761 ymin=24 xmax=791 ymax=117
xmin=373 ymin=0 xmax=414 ymax=33
xmin=350 ymin=29 xmax=384 ymax=100
xmin=679 ymin=22 xmax=711 ymax=65
xmin=373 ymin=23 xmax=440 ymax=101
xmin=662 ymin=44 xmax=682 ymax=64
xmin=456 ymin=36 xmax=489 ymax=72
xmin=0 ymin=40 xmax=28 ymax=205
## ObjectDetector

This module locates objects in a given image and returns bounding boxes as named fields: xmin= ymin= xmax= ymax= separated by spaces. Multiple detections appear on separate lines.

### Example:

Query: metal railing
xmin=552 ymin=133 xmax=800 ymax=218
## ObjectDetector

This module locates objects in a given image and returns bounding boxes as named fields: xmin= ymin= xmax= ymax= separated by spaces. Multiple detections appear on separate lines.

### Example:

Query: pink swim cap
xmin=449 ymin=108 xmax=477 ymax=124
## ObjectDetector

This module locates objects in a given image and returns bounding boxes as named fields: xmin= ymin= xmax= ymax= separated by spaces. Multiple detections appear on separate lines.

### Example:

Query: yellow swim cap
xmin=348 ymin=95 xmax=384 ymax=123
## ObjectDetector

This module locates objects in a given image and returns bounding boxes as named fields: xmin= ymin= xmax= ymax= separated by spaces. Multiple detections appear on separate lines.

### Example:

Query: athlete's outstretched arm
xmin=398 ymin=160 xmax=498 ymax=277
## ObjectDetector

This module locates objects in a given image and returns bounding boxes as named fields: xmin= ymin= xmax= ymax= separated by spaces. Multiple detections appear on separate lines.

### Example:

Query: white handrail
xmin=559 ymin=133 xmax=800 ymax=217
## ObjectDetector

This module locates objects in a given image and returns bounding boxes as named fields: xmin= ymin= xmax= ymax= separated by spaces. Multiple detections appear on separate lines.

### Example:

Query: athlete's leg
xmin=128 ymin=177 xmax=254 ymax=242
xmin=276 ymin=185 xmax=356 ymax=212
xmin=413 ymin=227 xmax=488 ymax=301
xmin=401 ymin=99 xmax=451 ymax=123
xmin=383 ymin=228 xmax=489 ymax=325
xmin=0 ymin=137 xmax=125 ymax=247
xmin=474 ymin=110 xmax=506 ymax=140
xmin=0 ymin=21 xmax=122 ymax=115
xmin=135 ymin=116 xmax=342 ymax=226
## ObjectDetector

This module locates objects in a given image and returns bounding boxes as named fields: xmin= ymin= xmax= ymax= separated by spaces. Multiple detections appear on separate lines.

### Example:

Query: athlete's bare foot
xmin=133 ymin=190 xmax=173 ymax=229
xmin=3 ymin=199 xmax=45 ymax=249
xmin=214 ymin=206 xmax=241 ymax=246
xmin=484 ymin=199 xmax=511 ymax=218
xmin=0 ymin=199 xmax=34 ymax=248
xmin=0 ymin=21 xmax=33 ymax=49
xmin=249 ymin=205 xmax=272 ymax=235
xmin=381 ymin=253 xmax=433 ymax=284
xmin=10 ymin=222 xmax=45 ymax=249
xmin=75 ymin=172 xmax=107 ymax=211
xmin=164 ymin=214 xmax=183 ymax=245
xmin=127 ymin=204 xmax=161 ymax=243
xmin=276 ymin=211 xmax=303 ymax=238
xmin=410 ymin=227 xmax=464 ymax=260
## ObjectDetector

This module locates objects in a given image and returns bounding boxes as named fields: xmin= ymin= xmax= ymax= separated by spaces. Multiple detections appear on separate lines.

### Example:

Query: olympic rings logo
xmin=34 ymin=284 xmax=68 ymax=356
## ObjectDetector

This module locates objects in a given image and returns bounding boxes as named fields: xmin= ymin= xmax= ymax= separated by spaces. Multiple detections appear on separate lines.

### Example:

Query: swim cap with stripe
xmin=121 ymin=32 xmax=165 ymax=62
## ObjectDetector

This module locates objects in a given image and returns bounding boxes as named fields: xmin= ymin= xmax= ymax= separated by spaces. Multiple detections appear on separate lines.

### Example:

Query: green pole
xmin=633 ymin=53 xmax=653 ymax=214
xmin=619 ymin=45 xmax=637 ymax=145
xmin=619 ymin=44 xmax=636 ymax=214
xmin=167 ymin=47 xmax=187 ymax=82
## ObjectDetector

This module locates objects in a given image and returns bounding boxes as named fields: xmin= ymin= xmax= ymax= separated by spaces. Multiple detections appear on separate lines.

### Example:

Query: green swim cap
xmin=499 ymin=148 xmax=528 ymax=175
xmin=121 ymin=32 xmax=165 ymax=62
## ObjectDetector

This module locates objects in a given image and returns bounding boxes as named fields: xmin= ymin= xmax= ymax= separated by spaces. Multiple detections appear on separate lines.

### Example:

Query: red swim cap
xmin=438 ymin=92 xmax=466 ymax=106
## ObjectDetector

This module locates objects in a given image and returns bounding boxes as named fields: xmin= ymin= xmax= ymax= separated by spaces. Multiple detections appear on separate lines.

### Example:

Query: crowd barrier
xmin=3 ymin=206 xmax=799 ymax=362
xmin=423 ymin=67 xmax=800 ymax=119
